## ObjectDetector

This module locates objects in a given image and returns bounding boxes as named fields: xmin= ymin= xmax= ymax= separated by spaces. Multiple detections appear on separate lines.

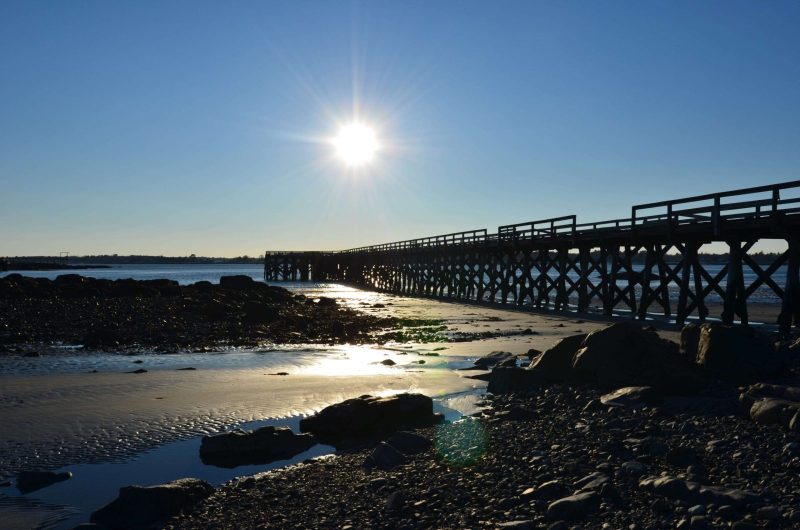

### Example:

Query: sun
xmin=332 ymin=123 xmax=379 ymax=166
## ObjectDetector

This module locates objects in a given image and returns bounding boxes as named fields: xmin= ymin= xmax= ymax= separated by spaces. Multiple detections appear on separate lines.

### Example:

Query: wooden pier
xmin=265 ymin=180 xmax=800 ymax=332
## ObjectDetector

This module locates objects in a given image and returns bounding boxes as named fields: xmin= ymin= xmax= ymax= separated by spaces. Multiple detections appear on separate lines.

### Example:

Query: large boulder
xmin=528 ymin=333 xmax=587 ymax=381
xmin=199 ymin=426 xmax=315 ymax=467
xmin=572 ymin=323 xmax=699 ymax=390
xmin=219 ymin=275 xmax=255 ymax=290
xmin=684 ymin=324 xmax=784 ymax=383
xmin=90 ymin=478 xmax=214 ymax=529
xmin=299 ymin=393 xmax=441 ymax=446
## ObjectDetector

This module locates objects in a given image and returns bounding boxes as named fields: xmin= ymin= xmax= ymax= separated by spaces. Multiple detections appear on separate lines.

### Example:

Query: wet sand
xmin=11 ymin=282 xmax=783 ymax=528
xmin=0 ymin=287 xmax=686 ymax=480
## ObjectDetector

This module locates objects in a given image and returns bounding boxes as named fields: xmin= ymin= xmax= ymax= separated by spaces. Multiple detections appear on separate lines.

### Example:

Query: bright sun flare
xmin=332 ymin=123 xmax=379 ymax=166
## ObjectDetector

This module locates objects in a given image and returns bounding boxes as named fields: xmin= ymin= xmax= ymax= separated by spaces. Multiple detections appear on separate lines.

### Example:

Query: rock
xmin=740 ymin=383 xmax=800 ymax=430
xmin=16 ymin=470 xmax=72 ymax=494
xmin=749 ymin=397 xmax=800 ymax=426
xmin=572 ymin=323 xmax=700 ymax=390
xmin=299 ymin=393 xmax=440 ymax=446
xmin=600 ymin=386 xmax=661 ymax=408
xmin=199 ymin=426 xmax=315 ymax=467
xmin=218 ymin=275 xmax=255 ymax=290
xmin=386 ymin=431 xmax=433 ymax=455
xmin=620 ymin=461 xmax=646 ymax=478
xmin=385 ymin=490 xmax=406 ymax=512
xmin=90 ymin=478 xmax=213 ymax=528
xmin=689 ymin=515 xmax=708 ymax=529
xmin=487 ymin=367 xmax=545 ymax=394
xmin=531 ymin=480 xmax=570 ymax=500
xmin=731 ymin=522 xmax=759 ymax=530
xmin=756 ymin=505 xmax=781 ymax=520
xmin=496 ymin=521 xmax=535 ymax=529
xmin=639 ymin=476 xmax=760 ymax=508
xmin=505 ymin=405 xmax=536 ymax=421
xmin=23 ymin=351 xmax=40 ymax=358
xmin=380 ymin=359 xmax=396 ymax=366
xmin=474 ymin=351 xmax=515 ymax=369
xmin=691 ymin=324 xmax=785 ymax=383
xmin=546 ymin=491 xmax=601 ymax=521
xmin=528 ymin=334 xmax=587 ymax=380
xmin=363 ymin=442 xmax=407 ymax=470
xmin=127 ymin=368 xmax=148 ymax=374
xmin=717 ymin=505 xmax=738 ymax=520
xmin=574 ymin=471 xmax=609 ymax=491
xmin=680 ymin=323 xmax=703 ymax=362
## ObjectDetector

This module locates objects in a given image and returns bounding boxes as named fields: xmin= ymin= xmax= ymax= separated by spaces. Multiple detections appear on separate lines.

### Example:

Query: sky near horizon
xmin=1 ymin=1 xmax=799 ymax=257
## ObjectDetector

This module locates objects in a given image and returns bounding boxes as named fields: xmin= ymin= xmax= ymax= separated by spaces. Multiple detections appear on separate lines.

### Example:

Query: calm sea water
xmin=1 ymin=261 xmax=788 ymax=305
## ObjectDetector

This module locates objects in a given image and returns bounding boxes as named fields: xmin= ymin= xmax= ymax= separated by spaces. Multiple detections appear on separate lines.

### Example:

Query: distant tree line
xmin=5 ymin=254 xmax=263 ymax=265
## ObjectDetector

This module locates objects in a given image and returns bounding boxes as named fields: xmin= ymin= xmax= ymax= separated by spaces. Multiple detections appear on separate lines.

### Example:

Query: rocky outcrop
xmin=490 ymin=323 xmax=701 ymax=394
xmin=0 ymin=274 xmax=394 ymax=351
xmin=90 ymin=478 xmax=213 ymax=529
xmin=199 ymin=426 xmax=316 ymax=467
xmin=299 ymin=393 xmax=442 ymax=446
xmin=682 ymin=324 xmax=786 ymax=383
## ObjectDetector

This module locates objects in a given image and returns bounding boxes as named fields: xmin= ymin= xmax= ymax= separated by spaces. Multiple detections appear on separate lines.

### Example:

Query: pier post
xmin=779 ymin=233 xmax=800 ymax=332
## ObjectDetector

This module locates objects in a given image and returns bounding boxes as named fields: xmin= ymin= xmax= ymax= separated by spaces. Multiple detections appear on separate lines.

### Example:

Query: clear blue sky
xmin=2 ymin=1 xmax=798 ymax=256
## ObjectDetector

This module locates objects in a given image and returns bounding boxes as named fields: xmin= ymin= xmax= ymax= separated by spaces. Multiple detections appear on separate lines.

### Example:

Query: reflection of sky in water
xmin=0 ymin=396 xmax=477 ymax=530
xmin=0 ymin=344 xmax=472 ymax=377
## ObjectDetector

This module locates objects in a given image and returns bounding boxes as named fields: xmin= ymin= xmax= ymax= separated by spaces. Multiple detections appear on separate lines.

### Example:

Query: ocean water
xmin=1 ymin=261 xmax=787 ymax=305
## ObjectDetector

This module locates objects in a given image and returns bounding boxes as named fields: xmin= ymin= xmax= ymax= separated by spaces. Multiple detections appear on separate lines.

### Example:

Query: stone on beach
xmin=490 ymin=323 xmax=700 ymax=394
xmin=546 ymin=491 xmax=601 ymax=521
xmin=739 ymin=383 xmax=800 ymax=430
xmin=299 ymin=393 xmax=441 ymax=446
xmin=199 ymin=426 xmax=316 ymax=467
xmin=90 ymin=478 xmax=213 ymax=529
xmin=682 ymin=323 xmax=786 ymax=383
xmin=473 ymin=351 xmax=516 ymax=369
xmin=16 ymin=470 xmax=72 ymax=494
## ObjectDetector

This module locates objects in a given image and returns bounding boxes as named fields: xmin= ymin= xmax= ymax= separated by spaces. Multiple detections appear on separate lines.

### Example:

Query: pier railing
xmin=265 ymin=179 xmax=800 ymax=331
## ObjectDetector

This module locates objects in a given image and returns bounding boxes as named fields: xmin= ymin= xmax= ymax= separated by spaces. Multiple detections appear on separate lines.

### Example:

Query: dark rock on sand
xmin=299 ymin=393 xmax=441 ymax=446
xmin=91 ymin=478 xmax=213 ymax=529
xmin=473 ymin=351 xmax=515 ymax=369
xmin=16 ymin=470 xmax=72 ymax=493
xmin=199 ymin=426 xmax=315 ymax=468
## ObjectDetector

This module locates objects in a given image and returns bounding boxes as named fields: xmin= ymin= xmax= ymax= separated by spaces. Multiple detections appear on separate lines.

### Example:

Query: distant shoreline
xmin=0 ymin=262 xmax=112 ymax=272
